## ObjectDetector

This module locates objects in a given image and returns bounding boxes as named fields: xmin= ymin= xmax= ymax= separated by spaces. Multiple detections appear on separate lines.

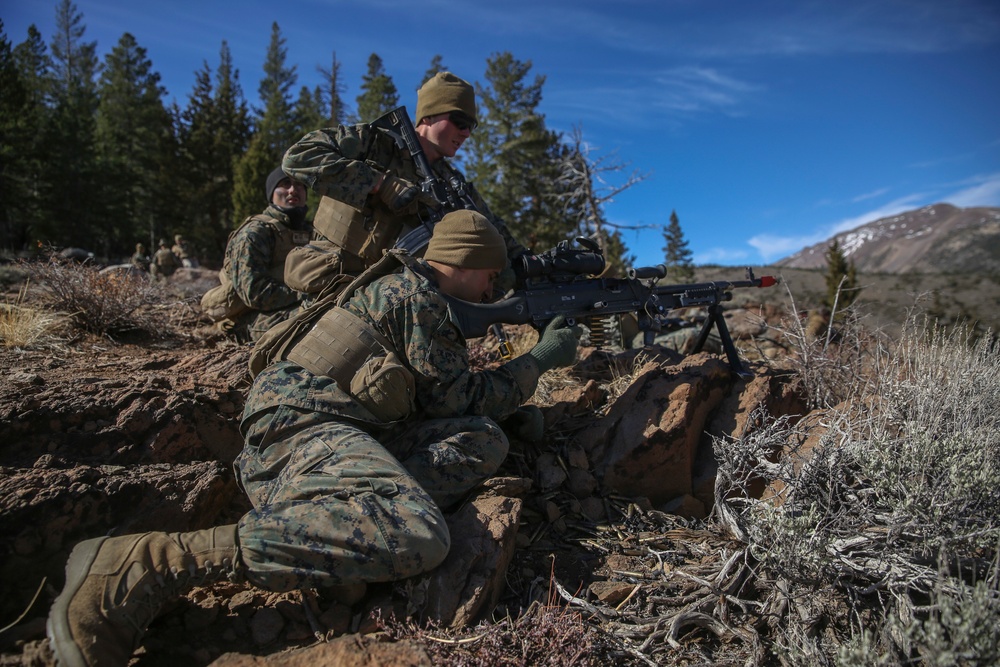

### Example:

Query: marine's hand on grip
xmin=528 ymin=315 xmax=582 ymax=373
xmin=377 ymin=173 xmax=420 ymax=211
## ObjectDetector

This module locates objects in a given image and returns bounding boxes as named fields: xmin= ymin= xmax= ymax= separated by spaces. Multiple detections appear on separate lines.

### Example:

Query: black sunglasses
xmin=448 ymin=111 xmax=477 ymax=132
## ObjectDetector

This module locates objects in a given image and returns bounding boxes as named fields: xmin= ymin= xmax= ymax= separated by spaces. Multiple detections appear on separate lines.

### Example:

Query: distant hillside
xmin=774 ymin=203 xmax=1000 ymax=274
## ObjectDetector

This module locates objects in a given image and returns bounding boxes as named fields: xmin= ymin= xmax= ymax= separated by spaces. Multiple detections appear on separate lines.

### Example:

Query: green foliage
xmin=39 ymin=0 xmax=102 ymax=251
xmin=95 ymin=32 xmax=173 ymax=256
xmin=355 ymin=53 xmax=398 ymax=123
xmin=176 ymin=42 xmax=251 ymax=257
xmin=662 ymin=210 xmax=694 ymax=282
xmin=1 ymin=5 xmax=646 ymax=266
xmin=0 ymin=25 xmax=35 ymax=250
xmin=292 ymin=84 xmax=325 ymax=136
xmin=232 ymin=22 xmax=301 ymax=224
xmin=824 ymin=238 xmax=860 ymax=312
xmin=465 ymin=52 xmax=568 ymax=252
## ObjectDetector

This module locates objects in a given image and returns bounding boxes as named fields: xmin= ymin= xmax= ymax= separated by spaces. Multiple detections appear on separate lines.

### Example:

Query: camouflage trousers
xmin=234 ymin=405 xmax=509 ymax=592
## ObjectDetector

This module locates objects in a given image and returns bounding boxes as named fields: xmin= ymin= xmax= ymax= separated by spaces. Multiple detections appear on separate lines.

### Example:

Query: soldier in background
xmin=171 ymin=234 xmax=199 ymax=268
xmin=45 ymin=210 xmax=581 ymax=667
xmin=149 ymin=239 xmax=180 ymax=282
xmin=281 ymin=71 xmax=528 ymax=298
xmin=199 ymin=167 xmax=312 ymax=342
xmin=130 ymin=243 xmax=150 ymax=272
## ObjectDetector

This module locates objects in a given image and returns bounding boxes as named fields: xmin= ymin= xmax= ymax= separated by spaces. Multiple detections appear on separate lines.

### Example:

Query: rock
xmin=576 ymin=354 xmax=733 ymax=505
xmin=422 ymin=492 xmax=523 ymax=627
xmin=589 ymin=581 xmax=636 ymax=606
xmin=208 ymin=634 xmax=432 ymax=667
xmin=249 ymin=607 xmax=284 ymax=646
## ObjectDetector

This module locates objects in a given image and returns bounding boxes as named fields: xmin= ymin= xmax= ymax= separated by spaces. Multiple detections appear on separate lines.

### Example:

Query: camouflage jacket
xmin=242 ymin=259 xmax=540 ymax=429
xmin=223 ymin=205 xmax=312 ymax=313
xmin=281 ymin=124 xmax=527 ymax=291
xmin=152 ymin=248 xmax=180 ymax=271
xmin=131 ymin=252 xmax=150 ymax=271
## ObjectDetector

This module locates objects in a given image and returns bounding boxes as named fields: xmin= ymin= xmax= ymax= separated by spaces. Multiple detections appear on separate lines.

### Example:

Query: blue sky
xmin=4 ymin=0 xmax=1000 ymax=268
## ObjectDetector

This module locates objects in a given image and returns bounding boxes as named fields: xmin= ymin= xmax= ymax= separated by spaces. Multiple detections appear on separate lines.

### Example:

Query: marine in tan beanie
xmin=416 ymin=72 xmax=477 ymax=127
xmin=424 ymin=210 xmax=507 ymax=303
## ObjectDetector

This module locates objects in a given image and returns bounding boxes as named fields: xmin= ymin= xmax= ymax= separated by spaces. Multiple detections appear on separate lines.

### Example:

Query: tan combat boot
xmin=46 ymin=525 xmax=243 ymax=667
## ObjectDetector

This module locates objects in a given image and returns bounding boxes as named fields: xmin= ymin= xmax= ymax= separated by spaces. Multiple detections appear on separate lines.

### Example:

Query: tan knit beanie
xmin=424 ymin=210 xmax=506 ymax=270
xmin=416 ymin=72 xmax=477 ymax=125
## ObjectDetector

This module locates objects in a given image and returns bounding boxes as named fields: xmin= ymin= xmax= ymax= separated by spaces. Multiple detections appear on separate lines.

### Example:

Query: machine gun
xmin=369 ymin=106 xmax=478 ymax=254
xmin=446 ymin=239 xmax=779 ymax=378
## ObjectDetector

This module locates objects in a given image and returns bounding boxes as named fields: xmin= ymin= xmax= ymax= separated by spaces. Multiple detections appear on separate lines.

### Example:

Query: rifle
xmin=444 ymin=240 xmax=779 ymax=378
xmin=369 ymin=106 xmax=477 ymax=253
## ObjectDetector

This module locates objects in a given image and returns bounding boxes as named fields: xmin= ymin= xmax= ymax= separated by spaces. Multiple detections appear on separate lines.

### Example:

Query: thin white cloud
xmin=748 ymin=233 xmax=826 ymax=264
xmin=749 ymin=193 xmax=929 ymax=263
xmin=943 ymin=172 xmax=1000 ymax=206
xmin=651 ymin=66 xmax=761 ymax=115
xmin=852 ymin=187 xmax=889 ymax=203
xmin=829 ymin=194 xmax=930 ymax=235
xmin=747 ymin=176 xmax=1000 ymax=265
xmin=695 ymin=247 xmax=752 ymax=265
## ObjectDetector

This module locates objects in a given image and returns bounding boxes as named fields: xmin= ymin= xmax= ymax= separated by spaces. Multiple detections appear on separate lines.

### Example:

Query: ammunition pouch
xmin=200 ymin=272 xmax=250 ymax=322
xmin=312 ymin=195 xmax=405 ymax=263
xmin=285 ymin=306 xmax=415 ymax=423
xmin=249 ymin=250 xmax=417 ymax=423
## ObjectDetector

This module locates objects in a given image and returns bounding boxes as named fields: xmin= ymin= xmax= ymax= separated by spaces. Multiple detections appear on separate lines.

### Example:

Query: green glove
xmin=528 ymin=315 xmax=581 ymax=373
xmin=378 ymin=174 xmax=419 ymax=211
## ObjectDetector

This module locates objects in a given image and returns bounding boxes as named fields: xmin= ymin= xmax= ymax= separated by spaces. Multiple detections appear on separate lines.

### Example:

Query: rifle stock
xmin=444 ymin=268 xmax=778 ymax=378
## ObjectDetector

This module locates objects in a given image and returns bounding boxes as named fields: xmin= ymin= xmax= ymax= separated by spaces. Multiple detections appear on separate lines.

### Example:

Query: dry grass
xmin=0 ymin=284 xmax=68 ymax=349
xmin=713 ymin=315 xmax=1000 ymax=666
xmin=379 ymin=601 xmax=631 ymax=666
xmin=22 ymin=259 xmax=171 ymax=338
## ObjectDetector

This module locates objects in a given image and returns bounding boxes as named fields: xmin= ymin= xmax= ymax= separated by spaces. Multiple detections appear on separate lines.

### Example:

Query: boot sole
xmin=46 ymin=536 xmax=109 ymax=667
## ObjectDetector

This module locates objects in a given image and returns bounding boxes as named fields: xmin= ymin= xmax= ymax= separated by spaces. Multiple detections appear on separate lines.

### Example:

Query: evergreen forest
xmin=0 ymin=1 xmax=661 ymax=274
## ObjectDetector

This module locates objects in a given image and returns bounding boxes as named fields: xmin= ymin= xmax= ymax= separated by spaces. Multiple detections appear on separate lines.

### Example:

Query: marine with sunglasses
xmin=281 ymin=71 xmax=529 ymax=298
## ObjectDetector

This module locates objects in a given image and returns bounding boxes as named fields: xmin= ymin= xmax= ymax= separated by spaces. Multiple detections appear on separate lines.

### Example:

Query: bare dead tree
xmin=555 ymin=126 xmax=654 ymax=253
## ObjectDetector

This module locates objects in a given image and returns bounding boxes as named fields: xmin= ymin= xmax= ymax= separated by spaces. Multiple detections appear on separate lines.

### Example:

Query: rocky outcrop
xmin=0 ymin=337 xmax=809 ymax=665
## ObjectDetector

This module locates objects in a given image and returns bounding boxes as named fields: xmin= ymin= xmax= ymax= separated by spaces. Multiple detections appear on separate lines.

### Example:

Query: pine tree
xmin=554 ymin=126 xmax=647 ymax=273
xmin=178 ymin=43 xmax=251 ymax=258
xmin=421 ymin=55 xmax=446 ymax=87
xmin=355 ymin=53 xmax=398 ymax=123
xmin=41 ymin=0 xmax=101 ymax=252
xmin=232 ymin=22 xmax=299 ymax=224
xmin=316 ymin=50 xmax=347 ymax=127
xmin=95 ymin=32 xmax=172 ymax=258
xmin=465 ymin=52 xmax=562 ymax=250
xmin=292 ymin=85 xmax=325 ymax=135
xmin=1 ymin=22 xmax=43 ymax=250
xmin=175 ymin=41 xmax=250 ymax=259
xmin=662 ymin=210 xmax=695 ymax=282
xmin=823 ymin=238 xmax=860 ymax=312
xmin=8 ymin=24 xmax=54 ymax=250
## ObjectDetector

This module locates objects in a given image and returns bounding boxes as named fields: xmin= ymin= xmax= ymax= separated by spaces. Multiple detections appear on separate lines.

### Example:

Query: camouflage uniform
xmin=172 ymin=236 xmax=198 ymax=268
xmin=222 ymin=205 xmax=312 ymax=341
xmin=281 ymin=124 xmax=527 ymax=296
xmin=150 ymin=244 xmax=180 ymax=281
xmin=130 ymin=246 xmax=150 ymax=272
xmin=234 ymin=258 xmax=540 ymax=591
